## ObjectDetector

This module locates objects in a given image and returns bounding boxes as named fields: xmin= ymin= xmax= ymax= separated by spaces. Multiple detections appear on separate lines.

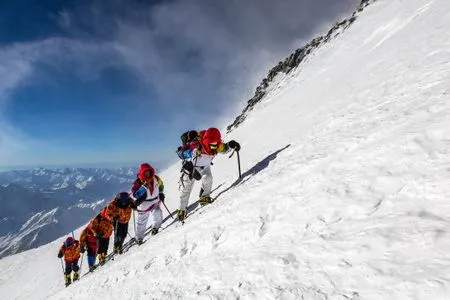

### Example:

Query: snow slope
xmin=1 ymin=0 xmax=450 ymax=299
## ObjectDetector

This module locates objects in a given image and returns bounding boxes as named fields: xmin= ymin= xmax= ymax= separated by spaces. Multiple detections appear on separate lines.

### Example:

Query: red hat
xmin=138 ymin=163 xmax=155 ymax=182
xmin=202 ymin=128 xmax=221 ymax=145
xmin=139 ymin=163 xmax=151 ymax=171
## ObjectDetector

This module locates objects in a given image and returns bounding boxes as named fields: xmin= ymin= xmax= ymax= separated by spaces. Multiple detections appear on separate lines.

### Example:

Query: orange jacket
xmin=58 ymin=241 xmax=81 ymax=262
xmin=106 ymin=199 xmax=132 ymax=224
xmin=88 ymin=214 xmax=113 ymax=238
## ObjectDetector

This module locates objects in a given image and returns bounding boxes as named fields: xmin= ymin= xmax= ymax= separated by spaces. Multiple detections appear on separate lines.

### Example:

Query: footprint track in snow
xmin=179 ymin=240 xmax=197 ymax=257
xmin=211 ymin=225 xmax=225 ymax=249
xmin=180 ymin=240 xmax=188 ymax=257
xmin=144 ymin=258 xmax=155 ymax=270
xmin=164 ymin=255 xmax=173 ymax=265
xmin=258 ymin=214 xmax=271 ymax=238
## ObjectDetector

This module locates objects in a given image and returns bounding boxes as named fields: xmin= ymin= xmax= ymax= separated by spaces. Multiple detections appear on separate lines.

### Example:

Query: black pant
xmin=87 ymin=247 xmax=96 ymax=257
xmin=113 ymin=220 xmax=129 ymax=248
xmin=97 ymin=237 xmax=110 ymax=255
xmin=64 ymin=260 xmax=79 ymax=275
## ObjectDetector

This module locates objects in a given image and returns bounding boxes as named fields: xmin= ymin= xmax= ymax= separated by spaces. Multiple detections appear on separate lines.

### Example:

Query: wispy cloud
xmin=0 ymin=38 xmax=118 ymax=166
xmin=0 ymin=0 xmax=359 ymax=167
xmin=102 ymin=0 xmax=359 ymax=124
xmin=0 ymin=43 xmax=40 ymax=165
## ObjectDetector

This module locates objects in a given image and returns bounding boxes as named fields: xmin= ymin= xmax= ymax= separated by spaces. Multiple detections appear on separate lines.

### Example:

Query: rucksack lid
xmin=180 ymin=130 xmax=199 ymax=145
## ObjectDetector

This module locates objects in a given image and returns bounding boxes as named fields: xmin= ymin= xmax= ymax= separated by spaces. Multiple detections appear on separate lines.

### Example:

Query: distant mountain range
xmin=0 ymin=167 xmax=136 ymax=258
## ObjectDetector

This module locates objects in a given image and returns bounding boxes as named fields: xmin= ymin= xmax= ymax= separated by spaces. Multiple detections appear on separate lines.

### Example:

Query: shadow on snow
xmin=214 ymin=144 xmax=291 ymax=199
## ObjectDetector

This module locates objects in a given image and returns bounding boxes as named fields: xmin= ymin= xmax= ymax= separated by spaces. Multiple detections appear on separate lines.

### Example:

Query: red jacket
xmin=79 ymin=227 xmax=98 ymax=252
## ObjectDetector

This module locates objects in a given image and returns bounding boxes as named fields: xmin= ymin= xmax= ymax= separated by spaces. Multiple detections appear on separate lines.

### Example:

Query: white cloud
xmin=109 ymin=0 xmax=359 ymax=116
xmin=0 ymin=0 xmax=360 ymax=167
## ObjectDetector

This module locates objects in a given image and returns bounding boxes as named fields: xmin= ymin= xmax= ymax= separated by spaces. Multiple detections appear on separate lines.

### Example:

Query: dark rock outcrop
xmin=227 ymin=0 xmax=377 ymax=132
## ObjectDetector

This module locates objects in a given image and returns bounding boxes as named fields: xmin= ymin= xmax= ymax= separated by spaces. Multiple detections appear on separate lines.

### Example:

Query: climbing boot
xmin=64 ymin=274 xmax=71 ymax=287
xmin=177 ymin=209 xmax=187 ymax=222
xmin=98 ymin=253 xmax=106 ymax=265
xmin=199 ymin=195 xmax=213 ymax=206
xmin=114 ymin=245 xmax=123 ymax=255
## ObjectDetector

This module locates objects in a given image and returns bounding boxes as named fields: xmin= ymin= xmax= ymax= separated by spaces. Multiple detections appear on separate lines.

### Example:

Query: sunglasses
xmin=209 ymin=142 xmax=218 ymax=149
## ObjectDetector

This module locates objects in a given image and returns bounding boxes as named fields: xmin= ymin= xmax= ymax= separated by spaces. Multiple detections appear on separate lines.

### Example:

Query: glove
xmin=80 ymin=247 xmax=86 ymax=254
xmin=130 ymin=200 xmax=138 ymax=210
xmin=228 ymin=140 xmax=241 ymax=151
xmin=57 ymin=251 xmax=63 ymax=258
xmin=159 ymin=193 xmax=165 ymax=202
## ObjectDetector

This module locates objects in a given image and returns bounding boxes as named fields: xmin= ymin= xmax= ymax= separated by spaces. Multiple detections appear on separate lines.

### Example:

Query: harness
xmin=137 ymin=195 xmax=160 ymax=213
xmin=178 ymin=153 xmax=200 ymax=190
xmin=141 ymin=195 xmax=159 ymax=202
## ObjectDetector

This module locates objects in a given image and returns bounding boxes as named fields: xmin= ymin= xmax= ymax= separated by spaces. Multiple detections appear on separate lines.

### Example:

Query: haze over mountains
xmin=0 ymin=167 xmax=135 ymax=257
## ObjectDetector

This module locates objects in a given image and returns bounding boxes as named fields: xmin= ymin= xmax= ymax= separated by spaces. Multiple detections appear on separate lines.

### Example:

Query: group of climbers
xmin=57 ymin=127 xmax=240 ymax=287
xmin=58 ymin=192 xmax=137 ymax=286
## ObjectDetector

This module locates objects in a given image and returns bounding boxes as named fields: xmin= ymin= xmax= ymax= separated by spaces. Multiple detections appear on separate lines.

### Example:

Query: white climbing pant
xmin=135 ymin=199 xmax=162 ymax=240
xmin=179 ymin=166 xmax=213 ymax=211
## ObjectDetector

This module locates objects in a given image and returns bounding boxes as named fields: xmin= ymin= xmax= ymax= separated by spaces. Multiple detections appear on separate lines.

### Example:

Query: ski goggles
xmin=209 ymin=142 xmax=218 ymax=150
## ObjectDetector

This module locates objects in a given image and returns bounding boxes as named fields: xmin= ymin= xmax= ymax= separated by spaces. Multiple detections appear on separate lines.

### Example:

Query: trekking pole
xmin=60 ymin=258 xmax=65 ymax=274
xmin=71 ymin=231 xmax=75 ymax=238
xmin=133 ymin=211 xmax=137 ymax=237
xmin=162 ymin=201 xmax=174 ymax=219
xmin=114 ymin=220 xmax=118 ymax=248
xmin=229 ymin=150 xmax=242 ymax=179
xmin=79 ymin=252 xmax=85 ymax=273
xmin=237 ymin=151 xmax=242 ymax=179
xmin=127 ymin=231 xmax=134 ymax=240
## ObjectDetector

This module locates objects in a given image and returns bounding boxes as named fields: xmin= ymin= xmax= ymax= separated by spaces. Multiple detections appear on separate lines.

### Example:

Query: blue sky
xmin=0 ymin=0 xmax=358 ymax=170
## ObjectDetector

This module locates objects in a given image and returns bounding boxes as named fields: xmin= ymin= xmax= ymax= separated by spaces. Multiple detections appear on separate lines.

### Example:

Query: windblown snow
xmin=1 ymin=0 xmax=449 ymax=299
